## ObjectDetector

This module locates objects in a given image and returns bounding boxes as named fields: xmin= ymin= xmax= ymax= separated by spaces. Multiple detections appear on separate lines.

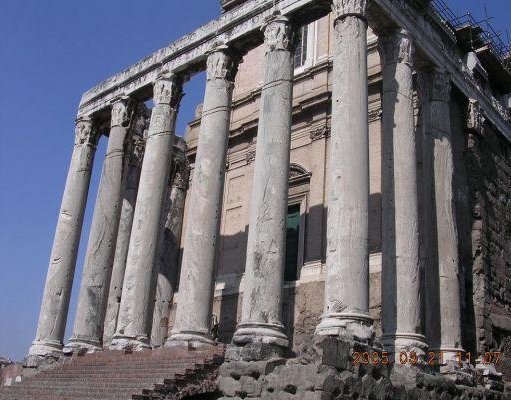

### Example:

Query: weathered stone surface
xmin=27 ymin=117 xmax=100 ymax=361
xmin=378 ymin=29 xmax=427 ymax=356
xmin=315 ymin=0 xmax=372 ymax=341
xmin=67 ymin=97 xmax=138 ymax=353
xmin=103 ymin=107 xmax=149 ymax=348
xmin=110 ymin=74 xmax=182 ymax=350
xmin=233 ymin=14 xmax=293 ymax=350
xmin=151 ymin=137 xmax=190 ymax=347
xmin=419 ymin=67 xmax=465 ymax=363
xmin=168 ymin=46 xmax=237 ymax=347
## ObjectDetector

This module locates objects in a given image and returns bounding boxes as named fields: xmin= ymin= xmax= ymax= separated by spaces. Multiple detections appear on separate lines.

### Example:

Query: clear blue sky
xmin=0 ymin=0 xmax=509 ymax=362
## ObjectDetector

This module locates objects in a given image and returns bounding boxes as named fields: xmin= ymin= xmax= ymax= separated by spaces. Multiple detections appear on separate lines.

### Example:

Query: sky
xmin=0 ymin=0 xmax=509 ymax=362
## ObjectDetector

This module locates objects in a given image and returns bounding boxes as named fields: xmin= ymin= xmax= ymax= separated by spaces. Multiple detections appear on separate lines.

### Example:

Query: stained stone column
xmin=232 ymin=14 xmax=294 ymax=349
xmin=28 ymin=117 xmax=99 ymax=361
xmin=315 ymin=0 xmax=373 ymax=341
xmin=66 ymin=97 xmax=134 ymax=352
xmin=151 ymin=139 xmax=190 ymax=347
xmin=103 ymin=109 xmax=149 ymax=348
xmin=378 ymin=29 xmax=427 ymax=356
xmin=167 ymin=46 xmax=237 ymax=347
xmin=419 ymin=68 xmax=464 ymax=363
xmin=110 ymin=74 xmax=182 ymax=350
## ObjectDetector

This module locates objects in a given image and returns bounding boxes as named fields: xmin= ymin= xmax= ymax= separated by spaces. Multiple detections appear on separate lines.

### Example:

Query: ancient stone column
xmin=167 ymin=46 xmax=237 ymax=347
xmin=378 ymin=29 xmax=427 ymax=356
xmin=103 ymin=108 xmax=149 ymax=348
xmin=315 ymin=0 xmax=373 ymax=341
xmin=419 ymin=68 xmax=464 ymax=363
xmin=232 ymin=14 xmax=293 ymax=349
xmin=27 ymin=117 xmax=99 ymax=361
xmin=66 ymin=97 xmax=135 ymax=352
xmin=151 ymin=138 xmax=190 ymax=347
xmin=110 ymin=74 xmax=182 ymax=350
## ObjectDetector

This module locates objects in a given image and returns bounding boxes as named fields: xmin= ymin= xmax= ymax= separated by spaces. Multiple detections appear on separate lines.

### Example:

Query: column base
xmin=165 ymin=331 xmax=215 ymax=348
xmin=232 ymin=322 xmax=289 ymax=349
xmin=315 ymin=312 xmax=373 ymax=343
xmin=381 ymin=332 xmax=428 ymax=364
xmin=63 ymin=337 xmax=102 ymax=354
xmin=108 ymin=334 xmax=151 ymax=351
xmin=25 ymin=340 xmax=63 ymax=367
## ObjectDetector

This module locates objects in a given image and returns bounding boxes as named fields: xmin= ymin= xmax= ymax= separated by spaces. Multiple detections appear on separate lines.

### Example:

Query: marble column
xmin=103 ymin=107 xmax=149 ymax=348
xmin=315 ymin=0 xmax=373 ymax=341
xmin=232 ymin=14 xmax=293 ymax=349
xmin=151 ymin=138 xmax=190 ymax=347
xmin=28 ymin=117 xmax=99 ymax=361
xmin=66 ymin=97 xmax=134 ymax=352
xmin=167 ymin=46 xmax=237 ymax=347
xmin=110 ymin=73 xmax=182 ymax=350
xmin=419 ymin=67 xmax=464 ymax=363
xmin=378 ymin=29 xmax=427 ymax=356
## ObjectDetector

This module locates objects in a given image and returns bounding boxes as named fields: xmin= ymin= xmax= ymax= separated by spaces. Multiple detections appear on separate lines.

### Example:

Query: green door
xmin=284 ymin=204 xmax=301 ymax=281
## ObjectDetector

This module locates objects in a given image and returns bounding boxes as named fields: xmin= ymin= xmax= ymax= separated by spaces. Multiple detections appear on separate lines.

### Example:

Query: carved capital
xmin=131 ymin=133 xmax=146 ymax=166
xmin=466 ymin=99 xmax=486 ymax=133
xmin=332 ymin=0 xmax=367 ymax=21
xmin=170 ymin=157 xmax=191 ymax=190
xmin=377 ymin=29 xmax=414 ymax=67
xmin=110 ymin=96 xmax=133 ymax=128
xmin=74 ymin=117 xmax=99 ymax=146
xmin=153 ymin=73 xmax=183 ymax=107
xmin=206 ymin=45 xmax=239 ymax=82
xmin=262 ymin=14 xmax=293 ymax=54
xmin=130 ymin=103 xmax=151 ymax=137
xmin=418 ymin=67 xmax=451 ymax=103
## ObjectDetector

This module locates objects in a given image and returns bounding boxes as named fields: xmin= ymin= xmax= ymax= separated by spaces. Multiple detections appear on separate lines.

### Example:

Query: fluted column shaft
xmin=168 ymin=47 xmax=236 ymax=347
xmin=67 ymin=98 xmax=134 ymax=352
xmin=315 ymin=0 xmax=373 ymax=341
xmin=151 ymin=141 xmax=190 ymax=347
xmin=28 ymin=117 xmax=99 ymax=360
xmin=103 ymin=119 xmax=147 ymax=348
xmin=379 ymin=29 xmax=427 ymax=355
xmin=111 ymin=74 xmax=182 ymax=350
xmin=232 ymin=15 xmax=294 ymax=349
xmin=420 ymin=68 xmax=464 ymax=362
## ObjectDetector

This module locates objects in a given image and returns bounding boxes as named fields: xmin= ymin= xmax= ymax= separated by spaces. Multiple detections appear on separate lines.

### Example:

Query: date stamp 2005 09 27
xmin=352 ymin=351 xmax=502 ymax=367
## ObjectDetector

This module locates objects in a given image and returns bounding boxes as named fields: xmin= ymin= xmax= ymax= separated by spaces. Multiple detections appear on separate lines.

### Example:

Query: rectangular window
xmin=294 ymin=25 xmax=309 ymax=69
xmin=284 ymin=204 xmax=301 ymax=281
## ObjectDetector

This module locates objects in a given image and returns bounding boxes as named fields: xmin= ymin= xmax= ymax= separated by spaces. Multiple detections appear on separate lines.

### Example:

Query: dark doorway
xmin=284 ymin=204 xmax=301 ymax=281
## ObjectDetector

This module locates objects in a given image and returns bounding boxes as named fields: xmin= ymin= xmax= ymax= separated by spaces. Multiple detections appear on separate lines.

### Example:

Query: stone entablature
xmin=77 ymin=0 xmax=510 ymax=143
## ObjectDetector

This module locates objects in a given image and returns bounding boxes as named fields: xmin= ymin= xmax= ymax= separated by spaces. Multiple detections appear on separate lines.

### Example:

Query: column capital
xmin=205 ymin=44 xmax=239 ymax=82
xmin=170 ymin=157 xmax=191 ymax=190
xmin=418 ymin=67 xmax=451 ymax=103
xmin=262 ymin=13 xmax=293 ymax=54
xmin=153 ymin=73 xmax=183 ymax=107
xmin=74 ymin=116 xmax=99 ymax=146
xmin=377 ymin=29 xmax=414 ymax=67
xmin=110 ymin=96 xmax=133 ymax=128
xmin=332 ymin=0 xmax=368 ymax=22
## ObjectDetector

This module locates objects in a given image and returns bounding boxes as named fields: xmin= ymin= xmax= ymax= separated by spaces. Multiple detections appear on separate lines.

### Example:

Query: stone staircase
xmin=0 ymin=345 xmax=225 ymax=400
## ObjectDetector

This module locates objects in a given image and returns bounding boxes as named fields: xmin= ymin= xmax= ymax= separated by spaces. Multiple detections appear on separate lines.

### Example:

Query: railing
xmin=430 ymin=0 xmax=510 ymax=71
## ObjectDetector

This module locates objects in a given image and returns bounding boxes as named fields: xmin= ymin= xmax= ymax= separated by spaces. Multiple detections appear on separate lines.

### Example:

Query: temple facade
xmin=26 ymin=0 xmax=511 ymax=386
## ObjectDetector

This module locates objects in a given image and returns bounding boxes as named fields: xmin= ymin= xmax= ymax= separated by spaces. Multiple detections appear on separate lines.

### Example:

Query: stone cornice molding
xmin=332 ymin=0 xmax=368 ymax=22
xmin=262 ymin=13 xmax=293 ymax=53
xmin=377 ymin=29 xmax=414 ymax=67
xmin=74 ymin=117 xmax=99 ymax=147
xmin=153 ymin=73 xmax=183 ymax=107
xmin=206 ymin=45 xmax=239 ymax=82
xmin=76 ymin=0 xmax=510 ymax=143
